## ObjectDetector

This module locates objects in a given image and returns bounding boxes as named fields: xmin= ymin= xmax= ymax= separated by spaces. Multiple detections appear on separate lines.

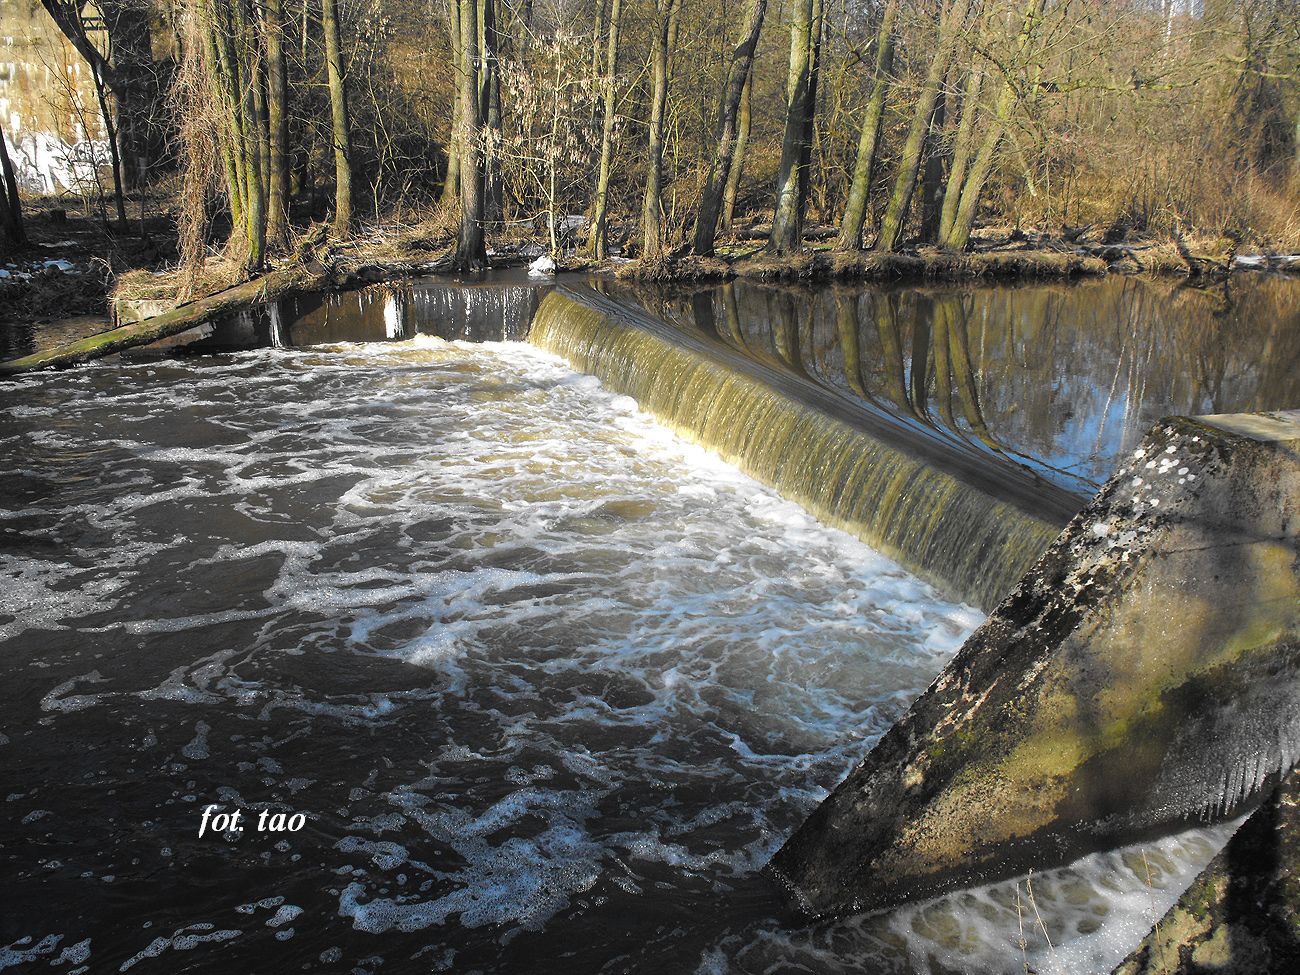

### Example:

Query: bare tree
xmin=937 ymin=63 xmax=985 ymax=245
xmin=641 ymin=0 xmax=683 ymax=259
xmin=692 ymin=0 xmax=769 ymax=256
xmin=940 ymin=0 xmax=1042 ymax=252
xmin=454 ymin=0 xmax=488 ymax=269
xmin=0 ymin=125 xmax=26 ymax=254
xmin=875 ymin=0 xmax=972 ymax=253
xmin=439 ymin=0 xmax=463 ymax=209
xmin=321 ymin=0 xmax=354 ymax=235
xmin=768 ymin=0 xmax=824 ymax=255
xmin=588 ymin=0 xmax=624 ymax=258
xmin=837 ymin=0 xmax=899 ymax=250
xmin=721 ymin=72 xmax=752 ymax=233
xmin=265 ymin=0 xmax=291 ymax=247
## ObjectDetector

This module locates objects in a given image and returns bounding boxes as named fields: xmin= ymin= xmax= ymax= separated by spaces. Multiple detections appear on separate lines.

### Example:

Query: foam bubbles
xmin=0 ymin=336 xmax=1227 ymax=973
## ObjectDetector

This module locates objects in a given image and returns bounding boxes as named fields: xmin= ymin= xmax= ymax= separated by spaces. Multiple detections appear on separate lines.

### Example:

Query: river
xmin=3 ymin=271 xmax=1296 ymax=973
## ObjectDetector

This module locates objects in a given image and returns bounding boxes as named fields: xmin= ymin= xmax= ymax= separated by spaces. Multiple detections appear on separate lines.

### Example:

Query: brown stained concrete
xmin=766 ymin=411 xmax=1300 ymax=918
xmin=1113 ymin=764 xmax=1300 ymax=974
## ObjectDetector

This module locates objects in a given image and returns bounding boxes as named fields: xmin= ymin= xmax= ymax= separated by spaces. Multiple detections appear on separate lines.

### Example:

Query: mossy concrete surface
xmin=1113 ymin=763 xmax=1300 ymax=974
xmin=767 ymin=411 xmax=1300 ymax=918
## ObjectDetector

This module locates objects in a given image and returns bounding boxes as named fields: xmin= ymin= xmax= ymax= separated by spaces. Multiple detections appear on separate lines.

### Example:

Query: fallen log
xmin=0 ymin=264 xmax=330 ymax=375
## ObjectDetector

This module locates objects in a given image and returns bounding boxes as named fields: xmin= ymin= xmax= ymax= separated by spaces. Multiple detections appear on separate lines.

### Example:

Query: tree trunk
xmin=100 ymin=0 xmax=156 ymax=190
xmin=796 ymin=0 xmax=823 ymax=226
xmin=721 ymin=72 xmax=751 ymax=232
xmin=454 ymin=0 xmax=488 ymax=269
xmin=767 ymin=0 xmax=823 ymax=256
xmin=197 ymin=2 xmax=243 ymax=232
xmin=41 ymin=2 xmax=158 ymax=190
xmin=439 ymin=0 xmax=462 ymax=208
xmin=591 ymin=0 xmax=605 ymax=78
xmin=200 ymin=0 xmax=266 ymax=272
xmin=938 ymin=64 xmax=984 ymax=244
xmin=875 ymin=0 xmax=971 ymax=253
xmin=321 ymin=0 xmax=353 ymax=236
xmin=837 ymin=0 xmax=898 ymax=251
xmin=479 ymin=0 xmax=503 ymax=223
xmin=0 ymin=124 xmax=26 ymax=254
xmin=588 ymin=0 xmax=623 ymax=258
xmin=88 ymin=52 xmax=129 ymax=234
xmin=919 ymin=88 xmax=948 ymax=243
xmin=641 ymin=0 xmax=682 ymax=259
xmin=692 ymin=0 xmax=768 ymax=256
xmin=940 ymin=0 xmax=1042 ymax=252
xmin=265 ymin=0 xmax=291 ymax=247
xmin=231 ymin=0 xmax=267 ymax=271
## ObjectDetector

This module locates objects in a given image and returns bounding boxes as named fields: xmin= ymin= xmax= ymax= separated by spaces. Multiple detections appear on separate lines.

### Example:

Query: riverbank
xmin=5 ymin=209 xmax=1296 ymax=373
xmin=604 ymin=225 xmax=1275 ymax=282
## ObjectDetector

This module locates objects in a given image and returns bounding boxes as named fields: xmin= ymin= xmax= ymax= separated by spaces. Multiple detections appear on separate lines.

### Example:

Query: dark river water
xmin=2 ymin=272 xmax=1295 ymax=974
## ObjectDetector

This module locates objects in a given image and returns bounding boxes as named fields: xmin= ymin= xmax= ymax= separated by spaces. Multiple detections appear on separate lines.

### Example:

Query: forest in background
xmin=0 ymin=0 xmax=1297 ymax=281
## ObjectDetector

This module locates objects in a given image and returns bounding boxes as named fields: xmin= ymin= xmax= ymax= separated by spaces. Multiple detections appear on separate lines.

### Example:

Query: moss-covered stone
xmin=1113 ymin=765 xmax=1300 ymax=974
xmin=766 ymin=411 xmax=1300 ymax=918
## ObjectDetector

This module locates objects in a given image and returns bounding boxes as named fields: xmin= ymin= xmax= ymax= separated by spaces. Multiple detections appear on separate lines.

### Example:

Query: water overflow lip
xmin=530 ymin=284 xmax=1077 ymax=611
xmin=3 ymin=277 xmax=1297 ymax=973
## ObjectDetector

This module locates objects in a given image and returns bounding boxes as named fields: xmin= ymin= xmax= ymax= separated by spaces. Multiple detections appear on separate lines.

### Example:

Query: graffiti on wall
xmin=2 ymin=130 xmax=112 ymax=196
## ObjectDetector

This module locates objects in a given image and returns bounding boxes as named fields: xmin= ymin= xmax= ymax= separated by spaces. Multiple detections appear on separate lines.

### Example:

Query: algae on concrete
xmin=1113 ymin=764 xmax=1300 ymax=974
xmin=767 ymin=411 xmax=1300 ymax=918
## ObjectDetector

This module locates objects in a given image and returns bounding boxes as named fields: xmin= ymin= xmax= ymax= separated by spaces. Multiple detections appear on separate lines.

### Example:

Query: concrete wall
xmin=1112 ymin=763 xmax=1299 ymax=973
xmin=767 ymin=411 xmax=1300 ymax=918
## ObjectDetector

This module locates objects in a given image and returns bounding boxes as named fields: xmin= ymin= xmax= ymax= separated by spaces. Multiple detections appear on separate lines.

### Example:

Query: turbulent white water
xmin=0 ymin=336 xmax=1229 ymax=973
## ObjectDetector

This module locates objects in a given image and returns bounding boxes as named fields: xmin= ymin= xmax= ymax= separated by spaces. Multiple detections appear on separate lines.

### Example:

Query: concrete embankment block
xmin=1111 ymin=763 xmax=1300 ymax=974
xmin=767 ymin=411 xmax=1300 ymax=918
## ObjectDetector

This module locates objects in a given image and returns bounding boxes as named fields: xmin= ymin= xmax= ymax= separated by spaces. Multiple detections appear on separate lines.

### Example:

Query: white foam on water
xmin=117 ymin=924 xmax=241 ymax=972
xmin=705 ymin=820 xmax=1237 ymax=975
xmin=0 ymin=336 xmax=1237 ymax=972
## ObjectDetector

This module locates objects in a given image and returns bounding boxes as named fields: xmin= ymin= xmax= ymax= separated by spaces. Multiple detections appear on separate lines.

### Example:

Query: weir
xmin=530 ymin=286 xmax=1079 ymax=612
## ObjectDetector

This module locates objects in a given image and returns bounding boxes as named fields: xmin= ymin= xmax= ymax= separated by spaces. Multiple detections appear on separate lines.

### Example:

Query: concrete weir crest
xmin=766 ymin=410 xmax=1300 ymax=920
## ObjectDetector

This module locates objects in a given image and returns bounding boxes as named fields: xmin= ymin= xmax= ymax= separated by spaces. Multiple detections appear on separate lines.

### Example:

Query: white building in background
xmin=0 ymin=0 xmax=111 ymax=195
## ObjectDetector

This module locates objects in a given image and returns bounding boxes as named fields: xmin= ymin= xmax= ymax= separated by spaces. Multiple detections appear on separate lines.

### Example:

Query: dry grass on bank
xmin=614 ymin=253 xmax=734 ymax=281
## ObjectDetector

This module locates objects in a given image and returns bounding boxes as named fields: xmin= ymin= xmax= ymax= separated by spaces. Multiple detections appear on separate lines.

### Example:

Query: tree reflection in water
xmin=635 ymin=274 xmax=1300 ymax=493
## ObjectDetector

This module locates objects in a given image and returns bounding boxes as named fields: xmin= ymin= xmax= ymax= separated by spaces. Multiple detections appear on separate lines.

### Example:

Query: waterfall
xmin=530 ymin=286 xmax=1079 ymax=611
xmin=404 ymin=283 xmax=540 ymax=341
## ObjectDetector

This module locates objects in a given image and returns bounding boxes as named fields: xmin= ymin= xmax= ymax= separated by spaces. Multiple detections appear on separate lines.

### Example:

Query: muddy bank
xmin=603 ymin=236 xmax=1269 ymax=283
